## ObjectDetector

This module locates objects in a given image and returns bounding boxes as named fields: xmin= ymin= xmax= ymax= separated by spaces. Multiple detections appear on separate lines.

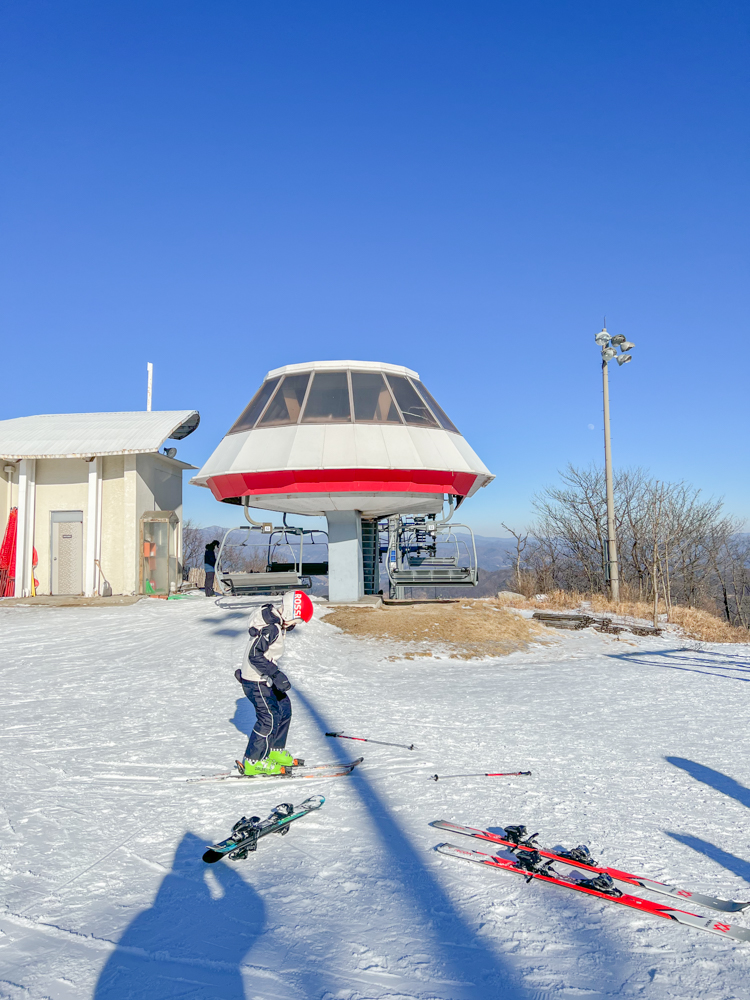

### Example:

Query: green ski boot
xmin=238 ymin=758 xmax=285 ymax=777
xmin=268 ymin=749 xmax=301 ymax=766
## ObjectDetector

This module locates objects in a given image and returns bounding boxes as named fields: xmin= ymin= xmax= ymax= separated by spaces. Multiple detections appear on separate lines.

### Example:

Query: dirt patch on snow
xmin=322 ymin=599 xmax=547 ymax=659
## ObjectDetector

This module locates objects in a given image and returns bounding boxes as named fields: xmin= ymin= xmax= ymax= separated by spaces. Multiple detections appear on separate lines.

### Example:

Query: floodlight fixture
xmin=595 ymin=329 xmax=611 ymax=346
xmin=601 ymin=347 xmax=617 ymax=362
xmin=610 ymin=334 xmax=626 ymax=346
xmin=619 ymin=340 xmax=635 ymax=352
xmin=616 ymin=354 xmax=632 ymax=366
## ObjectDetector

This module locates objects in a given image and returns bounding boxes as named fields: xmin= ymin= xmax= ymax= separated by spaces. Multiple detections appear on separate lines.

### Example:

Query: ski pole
xmin=325 ymin=731 xmax=416 ymax=751
xmin=430 ymin=771 xmax=532 ymax=781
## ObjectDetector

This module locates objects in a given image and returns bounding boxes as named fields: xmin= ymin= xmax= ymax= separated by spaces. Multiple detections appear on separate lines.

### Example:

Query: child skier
xmin=234 ymin=590 xmax=314 ymax=775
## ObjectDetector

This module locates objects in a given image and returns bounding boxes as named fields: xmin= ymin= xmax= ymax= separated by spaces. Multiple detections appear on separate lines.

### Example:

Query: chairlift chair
xmin=214 ymin=525 xmax=328 ymax=596
xmin=385 ymin=516 xmax=479 ymax=590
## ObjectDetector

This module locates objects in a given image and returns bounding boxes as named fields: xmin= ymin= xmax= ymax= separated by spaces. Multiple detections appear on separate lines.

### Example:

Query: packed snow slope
xmin=1 ymin=596 xmax=749 ymax=1000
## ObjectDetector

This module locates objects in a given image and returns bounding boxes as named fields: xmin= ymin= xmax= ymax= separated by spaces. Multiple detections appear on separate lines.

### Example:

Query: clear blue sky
xmin=1 ymin=1 xmax=747 ymax=534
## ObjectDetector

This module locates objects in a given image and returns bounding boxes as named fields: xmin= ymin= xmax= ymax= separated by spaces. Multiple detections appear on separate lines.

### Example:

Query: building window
xmin=258 ymin=374 xmax=311 ymax=426
xmin=227 ymin=378 xmax=279 ymax=434
xmin=301 ymin=372 xmax=351 ymax=423
xmin=412 ymin=381 xmax=459 ymax=433
xmin=351 ymin=372 xmax=401 ymax=423
xmin=228 ymin=369 xmax=460 ymax=432
xmin=385 ymin=375 xmax=439 ymax=427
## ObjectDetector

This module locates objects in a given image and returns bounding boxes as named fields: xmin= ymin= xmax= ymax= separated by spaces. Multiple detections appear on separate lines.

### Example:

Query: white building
xmin=0 ymin=410 xmax=199 ymax=598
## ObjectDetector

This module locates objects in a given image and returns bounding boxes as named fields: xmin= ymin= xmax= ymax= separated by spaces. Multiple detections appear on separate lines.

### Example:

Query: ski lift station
xmin=0 ymin=410 xmax=199 ymax=598
xmin=192 ymin=361 xmax=494 ymax=602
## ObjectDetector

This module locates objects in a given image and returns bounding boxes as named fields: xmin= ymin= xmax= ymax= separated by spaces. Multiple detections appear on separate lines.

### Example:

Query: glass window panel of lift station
xmin=412 ymin=381 xmax=459 ymax=433
xmin=227 ymin=377 xmax=280 ymax=434
xmin=259 ymin=374 xmax=311 ymax=426
xmin=351 ymin=372 xmax=402 ymax=423
xmin=385 ymin=375 xmax=439 ymax=427
xmin=301 ymin=371 xmax=352 ymax=422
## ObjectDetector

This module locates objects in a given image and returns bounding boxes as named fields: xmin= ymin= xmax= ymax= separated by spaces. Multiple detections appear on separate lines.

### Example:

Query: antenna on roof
xmin=146 ymin=362 xmax=153 ymax=411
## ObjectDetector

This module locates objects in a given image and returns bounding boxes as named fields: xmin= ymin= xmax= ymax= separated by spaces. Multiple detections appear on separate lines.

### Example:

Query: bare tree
xmin=181 ymin=519 xmax=205 ymax=576
xmin=501 ymin=523 xmax=528 ymax=594
xmin=521 ymin=464 xmax=749 ymax=626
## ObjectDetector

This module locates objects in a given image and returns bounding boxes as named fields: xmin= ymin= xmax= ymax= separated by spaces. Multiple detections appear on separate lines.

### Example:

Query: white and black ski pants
xmin=239 ymin=678 xmax=292 ymax=760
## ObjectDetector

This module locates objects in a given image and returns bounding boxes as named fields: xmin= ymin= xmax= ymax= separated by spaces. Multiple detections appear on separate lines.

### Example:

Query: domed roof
xmin=192 ymin=360 xmax=493 ymax=518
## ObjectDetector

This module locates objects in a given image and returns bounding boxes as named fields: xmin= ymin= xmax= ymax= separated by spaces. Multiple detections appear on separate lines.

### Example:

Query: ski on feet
xmin=187 ymin=757 xmax=364 ymax=783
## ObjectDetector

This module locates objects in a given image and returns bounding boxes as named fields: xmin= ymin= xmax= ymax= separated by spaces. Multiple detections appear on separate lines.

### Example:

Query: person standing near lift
xmin=234 ymin=590 xmax=314 ymax=775
xmin=204 ymin=540 xmax=220 ymax=596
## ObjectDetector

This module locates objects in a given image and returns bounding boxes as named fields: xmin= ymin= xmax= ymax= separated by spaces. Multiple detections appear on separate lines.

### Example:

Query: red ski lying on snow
xmin=435 ymin=843 xmax=750 ymax=944
xmin=431 ymin=820 xmax=750 ymax=913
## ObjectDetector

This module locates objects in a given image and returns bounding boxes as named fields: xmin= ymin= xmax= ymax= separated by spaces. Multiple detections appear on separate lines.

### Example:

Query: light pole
xmin=594 ymin=326 xmax=634 ymax=603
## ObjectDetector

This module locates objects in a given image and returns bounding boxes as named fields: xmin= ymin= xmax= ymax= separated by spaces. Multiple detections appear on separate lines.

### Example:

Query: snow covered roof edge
xmin=0 ymin=410 xmax=200 ymax=460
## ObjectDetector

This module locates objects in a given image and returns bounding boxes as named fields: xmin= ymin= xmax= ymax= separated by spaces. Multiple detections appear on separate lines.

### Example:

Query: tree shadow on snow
xmin=605 ymin=647 xmax=750 ymax=682
xmin=665 ymin=757 xmax=750 ymax=889
xmin=198 ymin=606 xmax=252 ymax=638
xmin=665 ymin=832 xmax=750 ymax=886
xmin=666 ymin=757 xmax=750 ymax=810
xmin=293 ymin=687 xmax=633 ymax=1000
xmin=94 ymin=832 xmax=265 ymax=1000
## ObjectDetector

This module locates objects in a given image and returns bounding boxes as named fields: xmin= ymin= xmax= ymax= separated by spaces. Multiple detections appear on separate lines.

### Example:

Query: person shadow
xmin=94 ymin=832 xmax=265 ymax=999
xmin=230 ymin=695 xmax=256 ymax=739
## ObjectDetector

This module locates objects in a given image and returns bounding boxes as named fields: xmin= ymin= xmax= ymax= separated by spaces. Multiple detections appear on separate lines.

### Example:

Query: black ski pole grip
xmin=325 ymin=732 xmax=343 ymax=737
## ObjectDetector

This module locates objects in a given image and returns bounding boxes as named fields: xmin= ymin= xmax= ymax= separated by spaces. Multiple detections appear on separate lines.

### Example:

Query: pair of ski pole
xmin=325 ymin=732 xmax=531 ymax=781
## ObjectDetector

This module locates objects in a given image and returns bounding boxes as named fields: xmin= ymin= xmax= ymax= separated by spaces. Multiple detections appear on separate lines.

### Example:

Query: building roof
xmin=0 ymin=410 xmax=200 ymax=460
xmin=267 ymin=360 xmax=419 ymax=379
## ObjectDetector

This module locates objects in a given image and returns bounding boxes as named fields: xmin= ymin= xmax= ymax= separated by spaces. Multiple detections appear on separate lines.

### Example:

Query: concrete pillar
xmin=123 ymin=455 xmax=138 ymax=594
xmin=85 ymin=457 xmax=102 ymax=596
xmin=326 ymin=510 xmax=364 ymax=603
xmin=14 ymin=459 xmax=36 ymax=597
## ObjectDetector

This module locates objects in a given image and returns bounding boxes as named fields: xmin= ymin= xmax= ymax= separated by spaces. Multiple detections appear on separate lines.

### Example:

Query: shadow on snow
xmin=605 ymin=646 xmax=750 ymax=682
xmin=665 ymin=756 xmax=750 ymax=890
xmin=229 ymin=695 xmax=256 ymax=739
xmin=94 ymin=832 xmax=265 ymax=1000
xmin=294 ymin=685 xmax=630 ymax=1000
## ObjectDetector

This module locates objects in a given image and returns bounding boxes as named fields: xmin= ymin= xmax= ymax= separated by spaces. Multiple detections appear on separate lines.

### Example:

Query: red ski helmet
xmin=282 ymin=590 xmax=314 ymax=624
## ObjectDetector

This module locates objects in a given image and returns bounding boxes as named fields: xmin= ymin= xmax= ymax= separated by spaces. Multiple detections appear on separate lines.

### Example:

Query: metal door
xmin=51 ymin=511 xmax=83 ymax=595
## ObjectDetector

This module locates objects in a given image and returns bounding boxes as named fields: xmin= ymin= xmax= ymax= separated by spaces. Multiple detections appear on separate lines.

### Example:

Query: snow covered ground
xmin=1 ymin=595 xmax=749 ymax=1000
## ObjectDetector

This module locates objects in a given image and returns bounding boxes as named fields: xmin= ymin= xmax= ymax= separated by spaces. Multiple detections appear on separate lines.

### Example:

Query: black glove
xmin=270 ymin=670 xmax=291 ymax=692
xmin=234 ymin=668 xmax=244 ymax=683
